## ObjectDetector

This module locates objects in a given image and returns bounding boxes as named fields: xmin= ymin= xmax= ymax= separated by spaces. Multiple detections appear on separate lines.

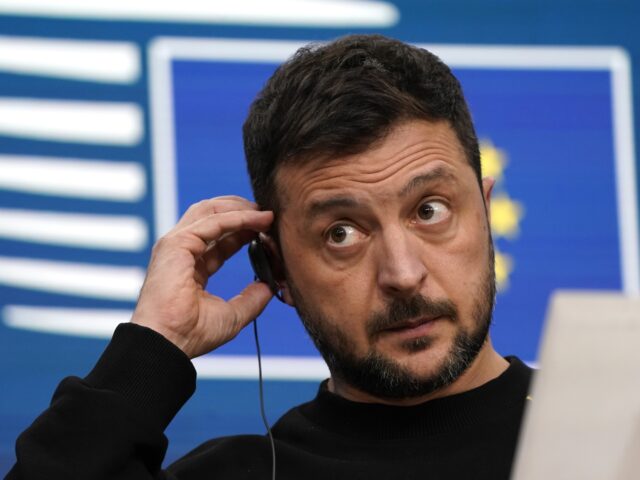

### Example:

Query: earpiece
xmin=248 ymin=235 xmax=279 ymax=480
xmin=248 ymin=235 xmax=284 ymax=302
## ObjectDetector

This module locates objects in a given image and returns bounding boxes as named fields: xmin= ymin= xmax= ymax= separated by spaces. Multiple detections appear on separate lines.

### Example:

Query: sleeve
xmin=6 ymin=323 xmax=197 ymax=480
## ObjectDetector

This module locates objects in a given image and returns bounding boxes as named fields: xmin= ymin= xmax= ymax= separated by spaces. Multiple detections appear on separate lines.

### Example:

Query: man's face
xmin=275 ymin=119 xmax=496 ymax=401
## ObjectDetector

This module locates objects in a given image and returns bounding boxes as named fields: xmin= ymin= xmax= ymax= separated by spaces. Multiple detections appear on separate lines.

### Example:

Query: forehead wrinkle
xmin=348 ymin=139 xmax=452 ymax=181
xmin=306 ymin=195 xmax=365 ymax=221
xmin=276 ymin=121 xmax=466 ymax=216
xmin=399 ymin=166 xmax=458 ymax=198
xmin=304 ymin=164 xmax=457 ymax=222
xmin=295 ymin=141 xmax=457 ymax=202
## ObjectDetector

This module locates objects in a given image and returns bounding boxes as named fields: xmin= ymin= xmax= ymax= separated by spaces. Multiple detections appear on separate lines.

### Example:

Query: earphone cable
xmin=253 ymin=318 xmax=276 ymax=480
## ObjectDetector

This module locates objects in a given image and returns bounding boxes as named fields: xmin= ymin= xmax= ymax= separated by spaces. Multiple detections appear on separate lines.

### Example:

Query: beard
xmin=288 ymin=242 xmax=496 ymax=401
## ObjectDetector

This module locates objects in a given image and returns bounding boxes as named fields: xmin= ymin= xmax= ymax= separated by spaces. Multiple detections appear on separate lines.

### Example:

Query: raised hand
xmin=131 ymin=196 xmax=274 ymax=358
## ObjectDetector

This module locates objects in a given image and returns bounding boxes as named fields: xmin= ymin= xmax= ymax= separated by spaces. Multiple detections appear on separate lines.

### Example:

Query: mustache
xmin=366 ymin=295 xmax=458 ymax=338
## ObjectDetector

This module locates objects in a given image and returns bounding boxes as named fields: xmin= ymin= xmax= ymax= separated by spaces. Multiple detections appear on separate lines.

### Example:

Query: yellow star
xmin=494 ymin=248 xmax=513 ymax=291
xmin=490 ymin=194 xmax=524 ymax=239
xmin=480 ymin=141 xmax=506 ymax=181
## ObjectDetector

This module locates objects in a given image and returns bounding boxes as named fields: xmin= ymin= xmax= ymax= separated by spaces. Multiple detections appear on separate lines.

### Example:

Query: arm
xmin=8 ymin=197 xmax=275 ymax=479
xmin=9 ymin=323 xmax=193 ymax=480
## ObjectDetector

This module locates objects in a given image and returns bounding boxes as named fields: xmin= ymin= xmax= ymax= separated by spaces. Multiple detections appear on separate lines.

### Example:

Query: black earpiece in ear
xmin=248 ymin=236 xmax=284 ymax=302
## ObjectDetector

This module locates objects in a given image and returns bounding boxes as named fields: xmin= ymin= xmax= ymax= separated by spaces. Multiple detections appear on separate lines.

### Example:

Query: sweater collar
xmin=298 ymin=356 xmax=532 ymax=440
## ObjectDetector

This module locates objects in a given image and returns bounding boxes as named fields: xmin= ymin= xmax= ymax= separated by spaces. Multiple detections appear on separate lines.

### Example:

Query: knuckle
xmin=179 ymin=232 xmax=205 ymax=252
xmin=152 ymin=235 xmax=168 ymax=253
xmin=153 ymin=234 xmax=191 ymax=254
xmin=231 ymin=310 xmax=243 ymax=335
xmin=219 ymin=194 xmax=244 ymax=202
xmin=189 ymin=199 xmax=210 ymax=214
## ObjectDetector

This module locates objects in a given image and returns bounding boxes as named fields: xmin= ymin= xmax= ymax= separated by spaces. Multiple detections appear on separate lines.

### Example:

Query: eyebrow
xmin=305 ymin=166 xmax=458 ymax=220
xmin=399 ymin=166 xmax=458 ymax=198
xmin=307 ymin=196 xmax=363 ymax=220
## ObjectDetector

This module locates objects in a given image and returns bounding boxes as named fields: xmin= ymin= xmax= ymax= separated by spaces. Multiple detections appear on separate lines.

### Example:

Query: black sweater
xmin=8 ymin=323 xmax=533 ymax=480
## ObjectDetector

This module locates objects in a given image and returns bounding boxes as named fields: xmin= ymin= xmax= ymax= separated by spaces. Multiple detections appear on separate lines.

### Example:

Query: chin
xmin=389 ymin=339 xmax=454 ymax=375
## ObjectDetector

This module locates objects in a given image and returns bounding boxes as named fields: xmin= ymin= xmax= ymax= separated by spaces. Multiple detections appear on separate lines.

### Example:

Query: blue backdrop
xmin=1 ymin=1 xmax=638 ymax=472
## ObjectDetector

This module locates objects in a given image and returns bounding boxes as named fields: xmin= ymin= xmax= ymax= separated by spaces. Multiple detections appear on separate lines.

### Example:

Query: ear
xmin=260 ymin=234 xmax=296 ymax=306
xmin=482 ymin=176 xmax=495 ymax=222
xmin=279 ymin=282 xmax=295 ymax=307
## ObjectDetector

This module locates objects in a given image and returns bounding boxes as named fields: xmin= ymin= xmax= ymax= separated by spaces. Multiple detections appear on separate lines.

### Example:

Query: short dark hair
xmin=243 ymin=34 xmax=481 ymax=213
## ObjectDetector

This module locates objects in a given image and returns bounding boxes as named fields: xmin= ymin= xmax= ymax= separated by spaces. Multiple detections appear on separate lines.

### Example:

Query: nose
xmin=376 ymin=226 xmax=428 ymax=297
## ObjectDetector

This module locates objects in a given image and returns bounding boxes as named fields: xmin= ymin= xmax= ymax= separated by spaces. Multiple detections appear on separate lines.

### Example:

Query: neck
xmin=328 ymin=340 xmax=509 ymax=406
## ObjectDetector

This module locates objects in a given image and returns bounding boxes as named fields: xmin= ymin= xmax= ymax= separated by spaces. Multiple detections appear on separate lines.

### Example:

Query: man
xmin=9 ymin=34 xmax=532 ymax=479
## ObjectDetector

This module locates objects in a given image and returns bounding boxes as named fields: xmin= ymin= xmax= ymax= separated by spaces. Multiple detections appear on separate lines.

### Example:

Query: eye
xmin=326 ymin=224 xmax=363 ymax=247
xmin=415 ymin=200 xmax=450 ymax=225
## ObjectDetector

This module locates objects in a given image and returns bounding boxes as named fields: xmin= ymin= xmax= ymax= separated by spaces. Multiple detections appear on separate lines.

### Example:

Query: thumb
xmin=228 ymin=281 xmax=274 ymax=332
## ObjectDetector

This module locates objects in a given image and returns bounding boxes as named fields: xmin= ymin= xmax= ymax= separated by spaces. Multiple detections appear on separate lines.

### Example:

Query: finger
xmin=200 ymin=229 xmax=257 ymax=276
xmin=226 ymin=281 xmax=274 ymax=332
xmin=175 ymin=210 xmax=273 ymax=256
xmin=189 ymin=209 xmax=273 ymax=244
xmin=176 ymin=196 xmax=258 ymax=230
xmin=192 ymin=229 xmax=256 ymax=286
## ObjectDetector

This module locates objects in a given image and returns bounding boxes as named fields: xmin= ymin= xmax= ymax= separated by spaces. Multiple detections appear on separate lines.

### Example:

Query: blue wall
xmin=1 ymin=1 xmax=638 ymax=473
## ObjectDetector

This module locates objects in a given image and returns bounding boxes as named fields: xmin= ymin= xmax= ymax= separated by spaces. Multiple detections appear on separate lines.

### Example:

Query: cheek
xmin=285 ymin=244 xmax=376 ymax=318
xmin=428 ymin=215 xmax=491 ymax=300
